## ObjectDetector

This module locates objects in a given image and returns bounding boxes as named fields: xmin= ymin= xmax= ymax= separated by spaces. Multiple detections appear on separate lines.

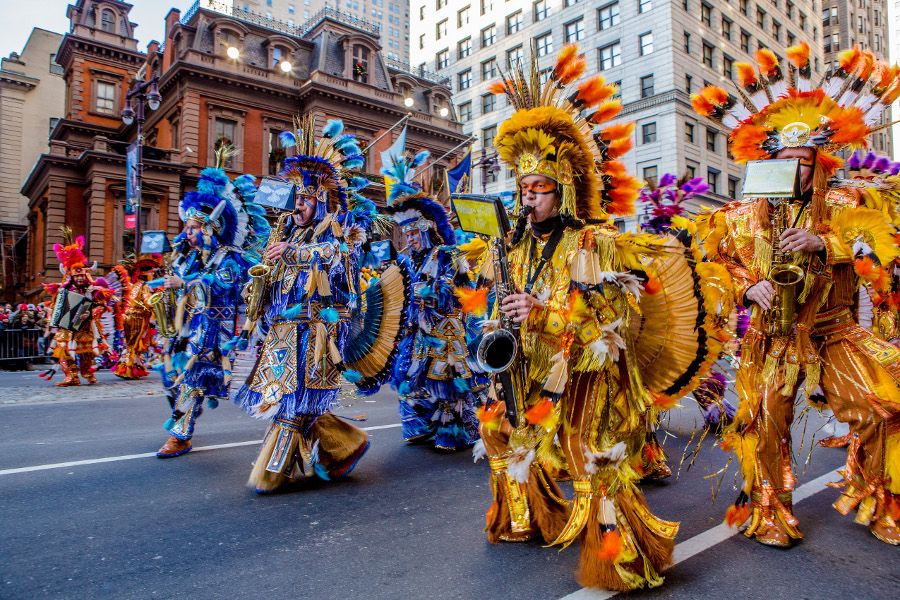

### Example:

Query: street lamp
xmin=439 ymin=106 xmax=449 ymax=118
xmin=404 ymin=96 xmax=414 ymax=107
xmin=121 ymin=74 xmax=162 ymax=256
xmin=475 ymin=149 xmax=500 ymax=194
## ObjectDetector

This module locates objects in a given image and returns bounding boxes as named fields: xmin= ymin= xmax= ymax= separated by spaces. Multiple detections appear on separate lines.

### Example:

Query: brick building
xmin=21 ymin=0 xmax=464 ymax=300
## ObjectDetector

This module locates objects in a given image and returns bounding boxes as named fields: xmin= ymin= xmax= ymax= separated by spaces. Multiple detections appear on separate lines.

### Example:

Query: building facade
xmin=413 ymin=0 xmax=825 ymax=225
xmin=21 ymin=0 xmax=464 ymax=300
xmin=822 ymin=0 xmax=893 ymax=155
xmin=0 ymin=29 xmax=65 ymax=299
xmin=231 ymin=0 xmax=411 ymax=64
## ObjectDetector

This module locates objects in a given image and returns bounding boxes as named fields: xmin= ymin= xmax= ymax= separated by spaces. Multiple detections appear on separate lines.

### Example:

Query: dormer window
xmin=352 ymin=45 xmax=369 ymax=83
xmin=101 ymin=9 xmax=116 ymax=33
xmin=220 ymin=29 xmax=242 ymax=58
xmin=272 ymin=45 xmax=289 ymax=68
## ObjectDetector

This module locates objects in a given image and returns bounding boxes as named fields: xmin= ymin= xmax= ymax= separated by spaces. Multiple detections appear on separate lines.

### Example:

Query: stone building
xmin=413 ymin=0 xmax=826 ymax=224
xmin=821 ymin=0 xmax=893 ymax=155
xmin=0 ymin=28 xmax=65 ymax=300
xmin=21 ymin=0 xmax=464 ymax=300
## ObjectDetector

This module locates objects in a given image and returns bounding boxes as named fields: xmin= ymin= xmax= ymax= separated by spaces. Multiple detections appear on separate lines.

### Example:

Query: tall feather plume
xmin=786 ymin=42 xmax=811 ymax=92
xmin=735 ymin=62 xmax=766 ymax=111
xmin=822 ymin=46 xmax=862 ymax=97
xmin=754 ymin=49 xmax=780 ymax=102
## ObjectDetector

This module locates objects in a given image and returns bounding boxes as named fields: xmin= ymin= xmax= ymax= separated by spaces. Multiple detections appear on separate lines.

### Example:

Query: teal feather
xmin=281 ymin=304 xmax=305 ymax=320
xmin=343 ymin=369 xmax=363 ymax=383
xmin=321 ymin=307 xmax=339 ymax=323
xmin=323 ymin=120 xmax=344 ymax=138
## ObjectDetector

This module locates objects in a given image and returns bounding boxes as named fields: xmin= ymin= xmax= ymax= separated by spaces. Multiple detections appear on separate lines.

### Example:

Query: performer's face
xmin=774 ymin=147 xmax=816 ymax=195
xmin=519 ymin=175 xmax=560 ymax=223
xmin=183 ymin=219 xmax=203 ymax=247
xmin=71 ymin=270 xmax=88 ymax=287
xmin=405 ymin=229 xmax=423 ymax=252
xmin=293 ymin=194 xmax=317 ymax=227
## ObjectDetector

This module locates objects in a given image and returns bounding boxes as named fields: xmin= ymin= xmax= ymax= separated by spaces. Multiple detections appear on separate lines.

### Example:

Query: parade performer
xmin=474 ymin=45 xmax=721 ymax=591
xmin=156 ymin=167 xmax=263 ymax=458
xmin=43 ymin=228 xmax=113 ymax=386
xmin=112 ymin=255 xmax=162 ymax=379
xmin=234 ymin=118 xmax=400 ymax=493
xmin=385 ymin=155 xmax=486 ymax=451
xmin=692 ymin=43 xmax=900 ymax=545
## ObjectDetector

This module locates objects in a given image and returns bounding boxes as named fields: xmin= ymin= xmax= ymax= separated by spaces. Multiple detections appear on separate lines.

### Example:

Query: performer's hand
xmin=265 ymin=242 xmax=292 ymax=262
xmin=164 ymin=275 xmax=184 ymax=289
xmin=501 ymin=292 xmax=544 ymax=323
xmin=779 ymin=228 xmax=824 ymax=253
xmin=745 ymin=281 xmax=775 ymax=311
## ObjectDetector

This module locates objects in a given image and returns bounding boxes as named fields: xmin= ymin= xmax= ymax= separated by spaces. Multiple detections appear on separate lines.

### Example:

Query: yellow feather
xmin=830 ymin=207 xmax=899 ymax=266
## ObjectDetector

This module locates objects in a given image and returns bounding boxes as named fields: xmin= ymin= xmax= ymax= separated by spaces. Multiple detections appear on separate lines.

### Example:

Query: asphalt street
xmin=0 ymin=370 xmax=897 ymax=600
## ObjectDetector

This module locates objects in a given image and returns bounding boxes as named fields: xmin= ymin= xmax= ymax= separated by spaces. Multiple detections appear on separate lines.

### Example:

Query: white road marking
xmin=558 ymin=469 xmax=841 ymax=600
xmin=0 ymin=422 xmax=402 ymax=476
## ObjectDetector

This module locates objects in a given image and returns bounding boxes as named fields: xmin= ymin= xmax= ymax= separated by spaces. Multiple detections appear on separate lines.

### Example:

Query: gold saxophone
xmin=149 ymin=250 xmax=179 ymax=338
xmin=768 ymin=200 xmax=806 ymax=336
xmin=245 ymin=212 xmax=291 ymax=323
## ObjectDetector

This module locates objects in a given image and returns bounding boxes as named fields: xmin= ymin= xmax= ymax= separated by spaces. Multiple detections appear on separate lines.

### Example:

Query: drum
xmin=50 ymin=288 xmax=93 ymax=331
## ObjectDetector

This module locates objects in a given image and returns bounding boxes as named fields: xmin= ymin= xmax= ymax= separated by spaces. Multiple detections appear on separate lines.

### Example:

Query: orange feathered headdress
xmin=491 ymin=43 xmax=638 ymax=220
xmin=690 ymin=42 xmax=898 ymax=169
xmin=53 ymin=227 xmax=88 ymax=275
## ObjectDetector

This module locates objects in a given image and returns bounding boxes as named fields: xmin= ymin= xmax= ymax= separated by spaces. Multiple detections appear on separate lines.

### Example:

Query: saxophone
xmin=245 ymin=211 xmax=291 ymax=323
xmin=149 ymin=250 xmax=179 ymax=338
xmin=767 ymin=200 xmax=806 ymax=336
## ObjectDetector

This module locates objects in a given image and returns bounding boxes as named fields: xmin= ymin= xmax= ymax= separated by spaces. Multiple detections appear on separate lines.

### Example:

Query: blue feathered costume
xmin=233 ymin=119 xmax=373 ymax=493
xmin=385 ymin=156 xmax=486 ymax=451
xmin=156 ymin=169 xmax=268 ymax=458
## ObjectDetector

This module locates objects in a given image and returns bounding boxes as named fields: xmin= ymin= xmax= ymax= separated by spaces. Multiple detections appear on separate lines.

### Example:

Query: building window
xmin=482 ymin=125 xmax=497 ymax=149
xmin=640 ymin=74 xmax=654 ymax=98
xmin=723 ymin=54 xmax=734 ymax=78
xmin=598 ymin=2 xmax=620 ymax=30
xmin=773 ymin=21 xmax=781 ymax=42
xmin=214 ymin=117 xmax=237 ymax=169
xmin=507 ymin=11 xmax=523 ymax=34
xmin=641 ymin=122 xmax=657 ymax=143
xmin=436 ymin=19 xmax=447 ymax=40
xmin=756 ymin=8 xmax=765 ymax=28
xmin=48 ymin=117 xmax=60 ymax=138
xmin=787 ymin=31 xmax=795 ymax=46
xmin=702 ymin=42 xmax=714 ymax=68
xmin=642 ymin=165 xmax=658 ymax=187
xmin=685 ymin=73 xmax=693 ymax=93
xmin=95 ymin=80 xmax=117 ymax=114
xmin=458 ymin=101 xmax=472 ymax=122
xmin=707 ymin=168 xmax=719 ymax=194
xmin=599 ymin=42 xmax=621 ymax=70
xmin=458 ymin=37 xmax=471 ymax=59
xmin=100 ymin=9 xmax=116 ymax=33
xmin=684 ymin=32 xmax=691 ymax=54
xmin=799 ymin=12 xmax=806 ymax=31
xmin=418 ymin=34 xmax=425 ymax=50
xmin=706 ymin=128 xmax=717 ymax=152
xmin=457 ymin=5 xmax=469 ymax=27
xmin=639 ymin=32 xmax=653 ymax=56
xmin=785 ymin=0 xmax=794 ymax=19
xmin=565 ymin=18 xmax=585 ymax=43
xmin=481 ymin=25 xmax=496 ymax=48
xmin=722 ymin=17 xmax=732 ymax=40
xmin=481 ymin=58 xmax=498 ymax=80
xmin=728 ymin=176 xmax=739 ymax=198
xmin=268 ymin=129 xmax=288 ymax=176
xmin=639 ymin=0 xmax=652 ymax=13
xmin=480 ymin=0 xmax=493 ymax=15
xmin=701 ymin=2 xmax=712 ymax=26
xmin=482 ymin=93 xmax=496 ymax=114
xmin=822 ymin=6 xmax=836 ymax=26
xmin=825 ymin=33 xmax=839 ymax=53
xmin=534 ymin=0 xmax=550 ymax=21
xmin=739 ymin=0 xmax=748 ymax=15
xmin=740 ymin=30 xmax=751 ymax=53
xmin=535 ymin=33 xmax=553 ymax=57
xmin=352 ymin=45 xmax=369 ymax=83
xmin=436 ymin=49 xmax=449 ymax=70
xmin=458 ymin=68 xmax=472 ymax=90
xmin=685 ymin=121 xmax=695 ymax=143
xmin=506 ymin=45 xmax=524 ymax=68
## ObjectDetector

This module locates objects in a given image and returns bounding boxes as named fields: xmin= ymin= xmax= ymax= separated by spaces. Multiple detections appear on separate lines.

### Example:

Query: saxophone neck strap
xmin=524 ymin=225 xmax=564 ymax=294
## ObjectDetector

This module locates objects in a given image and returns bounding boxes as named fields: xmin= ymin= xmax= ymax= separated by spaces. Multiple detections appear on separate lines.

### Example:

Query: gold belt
xmin=811 ymin=307 xmax=854 ymax=337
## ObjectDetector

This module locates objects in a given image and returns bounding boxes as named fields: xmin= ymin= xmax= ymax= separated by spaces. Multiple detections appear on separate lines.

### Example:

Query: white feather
xmin=584 ymin=441 xmax=627 ymax=474
xmin=472 ymin=439 xmax=487 ymax=463
xmin=506 ymin=448 xmax=535 ymax=483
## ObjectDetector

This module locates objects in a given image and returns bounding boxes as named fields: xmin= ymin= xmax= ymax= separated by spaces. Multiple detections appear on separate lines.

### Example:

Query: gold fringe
xmin=781 ymin=360 xmax=800 ymax=396
xmin=561 ymin=182 xmax=577 ymax=218
xmin=752 ymin=237 xmax=773 ymax=276
xmin=804 ymin=361 xmax=821 ymax=396
xmin=548 ymin=479 xmax=593 ymax=549
xmin=761 ymin=353 xmax=779 ymax=382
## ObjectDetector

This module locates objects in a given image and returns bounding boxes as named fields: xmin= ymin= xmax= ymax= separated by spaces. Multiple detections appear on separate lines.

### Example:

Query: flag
xmin=383 ymin=175 xmax=396 ymax=205
xmin=380 ymin=125 xmax=408 ymax=174
xmin=445 ymin=147 xmax=472 ymax=194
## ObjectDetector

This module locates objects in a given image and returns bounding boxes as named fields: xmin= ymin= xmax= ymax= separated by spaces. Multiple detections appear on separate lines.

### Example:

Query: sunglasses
xmin=518 ymin=180 xmax=557 ymax=194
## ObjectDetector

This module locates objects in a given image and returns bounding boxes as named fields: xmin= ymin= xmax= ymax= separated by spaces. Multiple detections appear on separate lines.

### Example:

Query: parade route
xmin=1 ymin=374 xmax=897 ymax=600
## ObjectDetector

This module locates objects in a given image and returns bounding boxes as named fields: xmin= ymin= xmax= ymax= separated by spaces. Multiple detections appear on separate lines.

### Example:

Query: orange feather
xmin=857 ymin=50 xmax=876 ymax=81
xmin=606 ymin=137 xmax=633 ymax=159
xmin=827 ymin=107 xmax=868 ymax=145
xmin=755 ymin=49 xmax=779 ymax=75
xmin=735 ymin=62 xmax=758 ymax=88
xmin=476 ymin=403 xmax=504 ymax=430
xmin=854 ymin=257 xmax=877 ymax=279
xmin=786 ymin=42 xmax=811 ymax=68
xmin=524 ymin=397 xmax=555 ymax=426
xmin=691 ymin=93 xmax=716 ymax=116
xmin=488 ymin=80 xmax=508 ymax=95
xmin=605 ymin=188 xmax=637 ymax=216
xmin=702 ymin=85 xmax=730 ymax=106
xmin=556 ymin=44 xmax=587 ymax=84
xmin=815 ymin=151 xmax=843 ymax=175
xmin=575 ymin=76 xmax=613 ymax=107
xmin=588 ymin=100 xmax=623 ymax=124
xmin=838 ymin=46 xmax=862 ymax=74
xmin=454 ymin=286 xmax=489 ymax=316
xmin=643 ymin=274 xmax=662 ymax=295
xmin=599 ymin=122 xmax=634 ymax=141
xmin=597 ymin=530 xmax=623 ymax=561
xmin=554 ymin=44 xmax=579 ymax=77
xmin=724 ymin=503 xmax=751 ymax=527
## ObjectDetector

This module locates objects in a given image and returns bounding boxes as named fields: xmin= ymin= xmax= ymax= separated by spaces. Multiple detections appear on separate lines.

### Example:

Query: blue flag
xmin=445 ymin=148 xmax=472 ymax=194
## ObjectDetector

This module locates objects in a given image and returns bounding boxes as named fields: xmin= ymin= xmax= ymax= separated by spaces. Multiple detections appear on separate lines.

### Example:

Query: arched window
xmin=85 ymin=4 xmax=96 ymax=27
xmin=352 ymin=44 xmax=369 ymax=83
xmin=100 ymin=9 xmax=116 ymax=33
xmin=272 ymin=45 xmax=289 ymax=68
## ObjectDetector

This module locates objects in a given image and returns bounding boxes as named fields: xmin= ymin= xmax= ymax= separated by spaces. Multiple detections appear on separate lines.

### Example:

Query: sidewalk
xmin=0 ymin=371 xmax=161 ymax=406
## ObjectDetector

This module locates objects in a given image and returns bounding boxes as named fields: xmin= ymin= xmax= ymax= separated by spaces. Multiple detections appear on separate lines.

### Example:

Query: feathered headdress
xmin=640 ymin=174 xmax=710 ymax=234
xmin=386 ymin=196 xmax=456 ymax=248
xmin=381 ymin=150 xmax=431 ymax=206
xmin=490 ymin=43 xmax=641 ymax=218
xmin=53 ymin=227 xmax=89 ymax=275
xmin=691 ymin=43 xmax=900 ymax=169
xmin=277 ymin=116 xmax=369 ymax=214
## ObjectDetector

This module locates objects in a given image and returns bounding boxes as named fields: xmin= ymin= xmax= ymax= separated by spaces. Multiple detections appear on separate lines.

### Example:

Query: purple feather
xmin=848 ymin=150 xmax=863 ymax=170
xmin=863 ymin=151 xmax=877 ymax=169
xmin=874 ymin=157 xmax=891 ymax=173
xmin=659 ymin=173 xmax=677 ymax=187
xmin=891 ymin=162 xmax=900 ymax=176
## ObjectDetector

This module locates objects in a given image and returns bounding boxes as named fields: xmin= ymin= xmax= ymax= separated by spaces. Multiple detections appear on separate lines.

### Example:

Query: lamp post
xmin=475 ymin=148 xmax=500 ymax=194
xmin=121 ymin=74 xmax=161 ymax=256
